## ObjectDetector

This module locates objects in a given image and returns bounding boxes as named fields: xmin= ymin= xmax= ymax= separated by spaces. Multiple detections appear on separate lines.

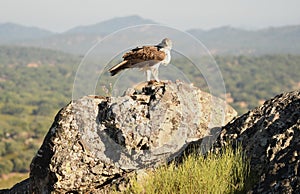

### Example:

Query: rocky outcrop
xmin=3 ymin=81 xmax=235 ymax=193
xmin=2 ymin=82 xmax=299 ymax=193
xmin=216 ymin=90 xmax=300 ymax=193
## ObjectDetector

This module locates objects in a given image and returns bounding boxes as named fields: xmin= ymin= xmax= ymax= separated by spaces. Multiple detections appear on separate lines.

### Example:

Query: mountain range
xmin=0 ymin=15 xmax=300 ymax=55
xmin=0 ymin=23 xmax=53 ymax=43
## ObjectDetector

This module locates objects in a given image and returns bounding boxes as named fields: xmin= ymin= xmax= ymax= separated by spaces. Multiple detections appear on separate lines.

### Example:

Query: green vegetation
xmin=126 ymin=145 xmax=250 ymax=194
xmin=0 ymin=46 xmax=79 ymax=187
xmin=216 ymin=54 xmax=300 ymax=113
xmin=0 ymin=45 xmax=299 ymax=188
xmin=0 ymin=173 xmax=29 ymax=189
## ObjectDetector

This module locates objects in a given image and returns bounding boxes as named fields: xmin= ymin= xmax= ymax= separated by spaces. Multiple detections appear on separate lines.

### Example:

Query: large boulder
xmin=216 ymin=90 xmax=300 ymax=193
xmin=3 ymin=81 xmax=236 ymax=193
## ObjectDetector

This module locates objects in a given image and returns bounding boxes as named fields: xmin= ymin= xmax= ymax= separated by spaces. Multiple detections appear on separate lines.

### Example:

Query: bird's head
xmin=158 ymin=38 xmax=172 ymax=50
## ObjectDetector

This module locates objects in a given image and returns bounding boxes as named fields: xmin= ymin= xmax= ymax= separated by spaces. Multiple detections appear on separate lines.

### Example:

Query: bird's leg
xmin=152 ymin=66 xmax=160 ymax=82
xmin=146 ymin=70 xmax=151 ymax=82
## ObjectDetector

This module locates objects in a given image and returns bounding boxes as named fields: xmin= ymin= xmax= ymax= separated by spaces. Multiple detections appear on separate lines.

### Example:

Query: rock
xmin=2 ymin=81 xmax=236 ymax=193
xmin=215 ymin=90 xmax=300 ymax=193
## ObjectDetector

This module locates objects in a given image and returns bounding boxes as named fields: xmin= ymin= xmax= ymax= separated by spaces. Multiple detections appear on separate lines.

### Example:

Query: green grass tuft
xmin=125 ymin=145 xmax=250 ymax=194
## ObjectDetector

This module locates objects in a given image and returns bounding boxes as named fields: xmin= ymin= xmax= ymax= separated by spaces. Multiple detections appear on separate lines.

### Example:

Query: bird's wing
xmin=109 ymin=46 xmax=166 ymax=76
xmin=123 ymin=46 xmax=166 ymax=65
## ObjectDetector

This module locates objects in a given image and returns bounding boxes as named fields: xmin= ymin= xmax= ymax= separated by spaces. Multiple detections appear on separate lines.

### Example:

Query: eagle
xmin=109 ymin=38 xmax=172 ymax=82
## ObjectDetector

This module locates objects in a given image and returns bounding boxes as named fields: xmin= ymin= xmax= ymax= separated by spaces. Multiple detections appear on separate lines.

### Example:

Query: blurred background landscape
xmin=0 ymin=0 xmax=300 ymax=188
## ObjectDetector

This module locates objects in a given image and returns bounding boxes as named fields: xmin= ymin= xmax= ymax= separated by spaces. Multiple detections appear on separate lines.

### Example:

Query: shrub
xmin=12 ymin=157 xmax=29 ymax=173
xmin=0 ymin=159 xmax=14 ymax=175
xmin=0 ymin=103 xmax=24 ymax=115
xmin=126 ymin=145 xmax=250 ymax=194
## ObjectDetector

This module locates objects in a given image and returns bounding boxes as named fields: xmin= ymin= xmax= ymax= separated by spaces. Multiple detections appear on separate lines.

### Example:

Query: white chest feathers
xmin=161 ymin=49 xmax=171 ymax=66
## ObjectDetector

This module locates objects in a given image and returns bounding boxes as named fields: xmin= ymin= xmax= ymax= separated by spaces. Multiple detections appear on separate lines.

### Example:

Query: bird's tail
xmin=109 ymin=60 xmax=128 ymax=76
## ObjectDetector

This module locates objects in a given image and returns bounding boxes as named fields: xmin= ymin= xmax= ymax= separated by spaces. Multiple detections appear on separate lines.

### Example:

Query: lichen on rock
xmin=215 ymin=89 xmax=300 ymax=193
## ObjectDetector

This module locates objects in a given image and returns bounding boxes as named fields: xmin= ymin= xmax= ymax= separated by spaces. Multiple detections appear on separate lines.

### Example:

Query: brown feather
xmin=109 ymin=60 xmax=129 ymax=76
xmin=109 ymin=46 xmax=166 ymax=76
xmin=123 ymin=46 xmax=165 ymax=61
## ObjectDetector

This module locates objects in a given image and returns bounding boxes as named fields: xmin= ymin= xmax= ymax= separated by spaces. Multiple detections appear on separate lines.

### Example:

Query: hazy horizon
xmin=1 ymin=0 xmax=300 ymax=33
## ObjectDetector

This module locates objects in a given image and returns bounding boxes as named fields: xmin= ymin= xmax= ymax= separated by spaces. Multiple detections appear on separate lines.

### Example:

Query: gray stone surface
xmin=3 ymin=81 xmax=235 ymax=193
xmin=216 ymin=90 xmax=300 ymax=193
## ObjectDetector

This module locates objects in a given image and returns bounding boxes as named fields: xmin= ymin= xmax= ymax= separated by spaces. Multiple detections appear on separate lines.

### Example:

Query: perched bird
xmin=109 ymin=38 xmax=172 ymax=82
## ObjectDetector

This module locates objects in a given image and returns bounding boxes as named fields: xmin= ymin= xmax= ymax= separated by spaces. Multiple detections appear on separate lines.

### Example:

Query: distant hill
xmin=7 ymin=15 xmax=156 ymax=54
xmin=0 ymin=45 xmax=78 ymax=66
xmin=0 ymin=23 xmax=54 ymax=44
xmin=65 ymin=15 xmax=156 ymax=35
xmin=0 ymin=15 xmax=299 ymax=55
xmin=188 ymin=25 xmax=300 ymax=55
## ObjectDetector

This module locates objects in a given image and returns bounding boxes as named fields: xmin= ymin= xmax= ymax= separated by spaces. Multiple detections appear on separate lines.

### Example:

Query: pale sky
xmin=1 ymin=0 xmax=300 ymax=32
